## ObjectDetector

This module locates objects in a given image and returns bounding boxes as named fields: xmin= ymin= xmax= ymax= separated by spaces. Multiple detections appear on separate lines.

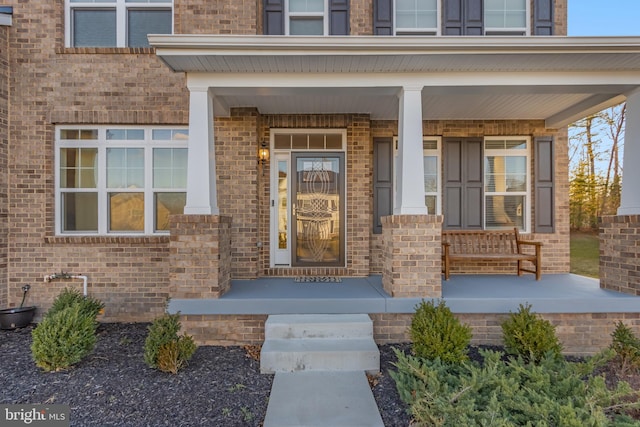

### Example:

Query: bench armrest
xmin=518 ymin=241 xmax=542 ymax=247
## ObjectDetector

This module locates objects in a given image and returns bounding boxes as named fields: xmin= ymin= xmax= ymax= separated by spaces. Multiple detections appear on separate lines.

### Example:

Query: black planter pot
xmin=0 ymin=306 xmax=36 ymax=329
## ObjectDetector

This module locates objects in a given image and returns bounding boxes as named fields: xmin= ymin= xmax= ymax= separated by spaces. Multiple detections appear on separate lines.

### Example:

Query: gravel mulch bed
xmin=1 ymin=323 xmax=412 ymax=426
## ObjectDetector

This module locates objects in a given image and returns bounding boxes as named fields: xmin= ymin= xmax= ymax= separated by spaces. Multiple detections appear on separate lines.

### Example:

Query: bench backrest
xmin=442 ymin=229 xmax=521 ymax=255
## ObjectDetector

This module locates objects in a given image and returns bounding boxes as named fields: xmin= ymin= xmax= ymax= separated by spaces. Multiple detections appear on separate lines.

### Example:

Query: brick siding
xmin=372 ymin=312 xmax=639 ymax=357
xmin=181 ymin=310 xmax=631 ymax=357
xmin=381 ymin=215 xmax=443 ymax=297
xmin=600 ymin=215 xmax=640 ymax=295
xmin=169 ymin=215 xmax=232 ymax=299
xmin=0 ymin=25 xmax=7 ymax=308
xmin=1 ymin=0 xmax=571 ymax=316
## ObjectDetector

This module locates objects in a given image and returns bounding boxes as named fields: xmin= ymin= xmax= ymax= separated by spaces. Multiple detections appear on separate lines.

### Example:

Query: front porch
xmin=172 ymin=274 xmax=640 ymax=355
xmin=169 ymin=274 xmax=640 ymax=316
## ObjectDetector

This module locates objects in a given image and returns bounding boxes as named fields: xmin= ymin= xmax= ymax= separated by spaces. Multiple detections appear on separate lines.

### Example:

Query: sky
xmin=568 ymin=0 xmax=640 ymax=36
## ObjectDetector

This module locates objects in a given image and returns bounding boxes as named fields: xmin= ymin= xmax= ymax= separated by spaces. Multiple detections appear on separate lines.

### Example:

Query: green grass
xmin=570 ymin=231 xmax=599 ymax=278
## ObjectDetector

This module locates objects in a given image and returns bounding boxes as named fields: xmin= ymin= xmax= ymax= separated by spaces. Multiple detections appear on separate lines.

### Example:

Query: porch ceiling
xmin=150 ymin=35 xmax=640 ymax=128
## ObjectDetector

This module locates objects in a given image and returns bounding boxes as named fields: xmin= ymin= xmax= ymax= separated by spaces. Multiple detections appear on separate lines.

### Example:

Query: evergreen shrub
xmin=501 ymin=303 xmax=562 ymax=364
xmin=31 ymin=304 xmax=98 ymax=372
xmin=410 ymin=299 xmax=472 ymax=363
xmin=610 ymin=321 xmax=640 ymax=375
xmin=391 ymin=347 xmax=640 ymax=426
xmin=48 ymin=288 xmax=104 ymax=319
xmin=144 ymin=313 xmax=196 ymax=373
xmin=31 ymin=288 xmax=103 ymax=372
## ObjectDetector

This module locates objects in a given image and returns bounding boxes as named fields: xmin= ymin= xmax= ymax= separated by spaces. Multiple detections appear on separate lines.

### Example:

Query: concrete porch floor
xmin=168 ymin=274 xmax=640 ymax=315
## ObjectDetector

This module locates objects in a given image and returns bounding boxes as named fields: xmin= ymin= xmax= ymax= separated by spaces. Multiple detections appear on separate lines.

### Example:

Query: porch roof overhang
xmin=150 ymin=35 xmax=640 ymax=128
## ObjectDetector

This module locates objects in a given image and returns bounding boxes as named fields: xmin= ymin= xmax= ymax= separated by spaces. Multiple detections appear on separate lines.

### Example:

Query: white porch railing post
xmin=184 ymin=86 xmax=219 ymax=215
xmin=394 ymin=86 xmax=428 ymax=215
xmin=618 ymin=89 xmax=640 ymax=215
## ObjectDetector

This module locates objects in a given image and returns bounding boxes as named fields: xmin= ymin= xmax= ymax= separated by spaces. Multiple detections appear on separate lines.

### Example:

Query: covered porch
xmin=169 ymin=273 xmax=640 ymax=316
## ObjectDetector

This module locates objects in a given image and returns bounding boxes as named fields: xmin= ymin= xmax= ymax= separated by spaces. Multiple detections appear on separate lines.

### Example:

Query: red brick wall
xmin=3 ymin=0 xmax=571 ymax=314
xmin=381 ymin=215 xmax=443 ymax=297
xmin=372 ymin=311 xmax=638 ymax=357
xmin=0 ymin=25 xmax=8 ymax=308
xmin=181 ymin=310 xmax=632 ymax=357
xmin=600 ymin=215 xmax=640 ymax=295
xmin=31 ymin=237 xmax=171 ymax=322
xmin=175 ymin=0 xmax=258 ymax=35
xmin=5 ymin=2 xmax=188 ymax=312
xmin=216 ymin=109 xmax=261 ymax=279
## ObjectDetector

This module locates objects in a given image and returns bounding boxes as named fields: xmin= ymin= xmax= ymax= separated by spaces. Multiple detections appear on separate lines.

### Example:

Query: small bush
xmin=48 ymin=288 xmax=104 ymax=319
xmin=31 ymin=304 xmax=98 ymax=372
xmin=31 ymin=288 xmax=103 ymax=372
xmin=144 ymin=313 xmax=196 ymax=373
xmin=156 ymin=335 xmax=197 ymax=374
xmin=501 ymin=303 xmax=562 ymax=364
xmin=610 ymin=321 xmax=640 ymax=375
xmin=410 ymin=300 xmax=472 ymax=363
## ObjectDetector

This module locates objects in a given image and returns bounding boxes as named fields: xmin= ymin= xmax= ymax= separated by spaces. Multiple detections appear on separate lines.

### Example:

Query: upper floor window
xmin=56 ymin=126 xmax=188 ymax=235
xmin=286 ymin=0 xmax=328 ymax=35
xmin=484 ymin=0 xmax=528 ymax=35
xmin=395 ymin=0 xmax=439 ymax=35
xmin=66 ymin=0 xmax=173 ymax=48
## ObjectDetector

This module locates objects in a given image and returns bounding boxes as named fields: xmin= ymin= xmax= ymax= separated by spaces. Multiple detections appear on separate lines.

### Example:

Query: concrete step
xmin=263 ymin=371 xmax=384 ymax=427
xmin=261 ymin=338 xmax=380 ymax=374
xmin=265 ymin=313 xmax=373 ymax=340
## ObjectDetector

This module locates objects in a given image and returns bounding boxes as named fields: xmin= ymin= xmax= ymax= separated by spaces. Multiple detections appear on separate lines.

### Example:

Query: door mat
xmin=294 ymin=276 xmax=342 ymax=283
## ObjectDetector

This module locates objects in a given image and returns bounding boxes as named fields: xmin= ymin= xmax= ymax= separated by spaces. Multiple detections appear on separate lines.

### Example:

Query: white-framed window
xmin=484 ymin=0 xmax=529 ymax=35
xmin=394 ymin=137 xmax=441 ymax=214
xmin=484 ymin=137 xmax=530 ymax=232
xmin=286 ymin=0 xmax=328 ymax=35
xmin=65 ymin=0 xmax=173 ymax=48
xmin=395 ymin=0 xmax=439 ymax=35
xmin=55 ymin=126 xmax=188 ymax=235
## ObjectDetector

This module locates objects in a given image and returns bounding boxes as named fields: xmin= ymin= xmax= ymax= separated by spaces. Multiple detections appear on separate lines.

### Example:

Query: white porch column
xmin=184 ymin=86 xmax=219 ymax=215
xmin=394 ymin=86 xmax=428 ymax=215
xmin=618 ymin=89 xmax=640 ymax=215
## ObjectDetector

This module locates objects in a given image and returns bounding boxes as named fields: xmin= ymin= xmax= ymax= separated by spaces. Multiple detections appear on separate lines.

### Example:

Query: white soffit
xmin=151 ymin=35 xmax=640 ymax=74
xmin=150 ymin=36 xmax=640 ymax=126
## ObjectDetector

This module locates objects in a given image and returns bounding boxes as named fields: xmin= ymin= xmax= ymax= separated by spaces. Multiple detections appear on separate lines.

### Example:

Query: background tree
xmin=569 ymin=103 xmax=625 ymax=230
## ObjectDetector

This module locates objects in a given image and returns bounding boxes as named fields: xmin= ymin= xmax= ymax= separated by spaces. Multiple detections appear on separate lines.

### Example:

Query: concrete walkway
xmin=263 ymin=371 xmax=384 ymax=427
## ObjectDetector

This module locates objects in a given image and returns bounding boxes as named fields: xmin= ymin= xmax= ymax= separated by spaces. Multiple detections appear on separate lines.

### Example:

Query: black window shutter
xmin=373 ymin=0 xmax=393 ymax=35
xmin=264 ymin=0 xmax=284 ymax=35
xmin=444 ymin=138 xmax=464 ymax=228
xmin=464 ymin=0 xmax=483 ymax=35
xmin=443 ymin=0 xmax=483 ymax=35
xmin=533 ymin=0 xmax=554 ymax=35
xmin=535 ymin=137 xmax=555 ymax=233
xmin=373 ymin=137 xmax=393 ymax=234
xmin=464 ymin=138 xmax=484 ymax=228
xmin=444 ymin=138 xmax=483 ymax=229
xmin=329 ymin=0 xmax=350 ymax=35
xmin=443 ymin=0 xmax=464 ymax=35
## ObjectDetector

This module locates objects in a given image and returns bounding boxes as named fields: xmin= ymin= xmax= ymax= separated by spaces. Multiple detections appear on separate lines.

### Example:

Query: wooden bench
xmin=442 ymin=228 xmax=542 ymax=280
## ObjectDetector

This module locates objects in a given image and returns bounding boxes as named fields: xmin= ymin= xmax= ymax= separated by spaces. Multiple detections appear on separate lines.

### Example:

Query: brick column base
xmin=600 ymin=215 xmax=640 ymax=295
xmin=169 ymin=215 xmax=232 ymax=299
xmin=381 ymin=214 xmax=443 ymax=298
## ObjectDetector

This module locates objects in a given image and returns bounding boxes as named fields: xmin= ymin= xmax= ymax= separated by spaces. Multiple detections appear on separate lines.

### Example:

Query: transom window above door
xmin=66 ymin=0 xmax=173 ymax=48
xmin=273 ymin=132 xmax=345 ymax=150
